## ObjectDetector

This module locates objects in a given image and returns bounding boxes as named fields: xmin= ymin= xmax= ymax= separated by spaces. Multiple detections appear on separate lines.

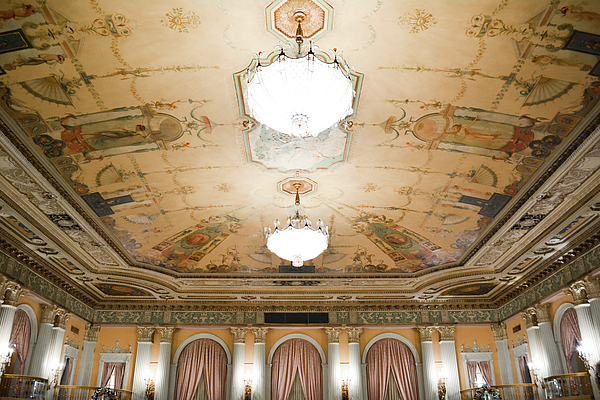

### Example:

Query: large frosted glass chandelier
xmin=265 ymin=183 xmax=328 ymax=267
xmin=246 ymin=13 xmax=354 ymax=137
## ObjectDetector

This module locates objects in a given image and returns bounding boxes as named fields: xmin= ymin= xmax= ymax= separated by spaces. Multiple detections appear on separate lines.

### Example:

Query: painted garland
xmin=91 ymin=387 xmax=119 ymax=400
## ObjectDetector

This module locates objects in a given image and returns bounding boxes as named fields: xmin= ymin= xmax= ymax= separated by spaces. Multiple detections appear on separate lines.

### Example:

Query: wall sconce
xmin=577 ymin=344 xmax=600 ymax=387
xmin=437 ymin=368 xmax=447 ymax=400
xmin=50 ymin=362 xmax=65 ymax=387
xmin=341 ymin=378 xmax=350 ymax=400
xmin=0 ymin=346 xmax=14 ymax=378
xmin=527 ymin=362 xmax=545 ymax=389
xmin=244 ymin=379 xmax=252 ymax=400
xmin=144 ymin=376 xmax=155 ymax=400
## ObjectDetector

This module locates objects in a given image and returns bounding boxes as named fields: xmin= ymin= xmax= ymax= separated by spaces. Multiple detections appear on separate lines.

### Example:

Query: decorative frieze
xmin=325 ymin=327 xmax=342 ymax=343
xmin=491 ymin=323 xmax=508 ymax=341
xmin=252 ymin=327 xmax=268 ymax=343
xmin=417 ymin=326 xmax=435 ymax=342
xmin=84 ymin=325 xmax=100 ymax=341
xmin=437 ymin=326 xmax=456 ymax=341
xmin=1 ymin=281 xmax=25 ymax=306
xmin=566 ymin=281 xmax=589 ymax=306
xmin=157 ymin=327 xmax=175 ymax=343
xmin=346 ymin=327 xmax=362 ymax=343
xmin=41 ymin=304 xmax=58 ymax=324
xmin=137 ymin=326 xmax=155 ymax=342
xmin=231 ymin=327 xmax=247 ymax=343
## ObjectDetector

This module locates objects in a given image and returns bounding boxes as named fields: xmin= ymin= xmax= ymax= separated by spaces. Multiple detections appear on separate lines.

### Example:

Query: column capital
xmin=252 ymin=327 xmax=268 ymax=343
xmin=417 ymin=326 xmax=435 ymax=342
xmin=345 ymin=327 xmax=363 ymax=343
xmin=325 ymin=327 xmax=342 ymax=343
xmin=437 ymin=326 xmax=456 ymax=341
xmin=231 ymin=327 xmax=247 ymax=343
xmin=491 ymin=323 xmax=508 ymax=341
xmin=84 ymin=325 xmax=101 ymax=341
xmin=157 ymin=327 xmax=175 ymax=343
xmin=55 ymin=308 xmax=70 ymax=329
xmin=521 ymin=308 xmax=538 ymax=329
xmin=41 ymin=304 xmax=58 ymax=324
xmin=534 ymin=304 xmax=551 ymax=323
xmin=137 ymin=326 xmax=155 ymax=342
xmin=566 ymin=281 xmax=589 ymax=306
xmin=1 ymin=281 xmax=26 ymax=306
xmin=583 ymin=276 xmax=600 ymax=299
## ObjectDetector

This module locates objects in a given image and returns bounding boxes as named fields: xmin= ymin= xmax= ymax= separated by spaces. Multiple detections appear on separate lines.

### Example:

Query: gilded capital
xmin=231 ymin=328 xmax=248 ymax=343
xmin=437 ymin=326 xmax=456 ymax=341
xmin=583 ymin=276 xmax=600 ymax=299
xmin=157 ymin=327 xmax=175 ymax=343
xmin=84 ymin=325 xmax=101 ymax=342
xmin=252 ymin=328 xmax=268 ymax=343
xmin=325 ymin=327 xmax=342 ymax=343
xmin=417 ymin=326 xmax=435 ymax=342
xmin=1 ymin=281 xmax=25 ymax=306
xmin=491 ymin=324 xmax=508 ymax=341
xmin=521 ymin=308 xmax=538 ymax=329
xmin=566 ymin=281 xmax=589 ymax=306
xmin=55 ymin=309 xmax=70 ymax=329
xmin=41 ymin=305 xmax=58 ymax=324
xmin=0 ymin=276 xmax=8 ymax=303
xmin=534 ymin=304 xmax=551 ymax=323
xmin=346 ymin=327 xmax=363 ymax=343
xmin=137 ymin=326 xmax=155 ymax=342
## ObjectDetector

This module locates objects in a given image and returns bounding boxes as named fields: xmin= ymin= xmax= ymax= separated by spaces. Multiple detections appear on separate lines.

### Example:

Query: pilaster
xmin=76 ymin=325 xmax=100 ymax=386
xmin=132 ymin=327 xmax=155 ymax=400
xmin=252 ymin=328 xmax=268 ymax=400
xmin=346 ymin=328 xmax=363 ymax=400
xmin=155 ymin=327 xmax=174 ymax=400
xmin=437 ymin=326 xmax=460 ymax=400
xmin=418 ymin=327 xmax=437 ymax=400
xmin=326 ymin=328 xmax=342 ymax=400
xmin=491 ymin=324 xmax=514 ymax=385
xmin=231 ymin=328 xmax=248 ymax=400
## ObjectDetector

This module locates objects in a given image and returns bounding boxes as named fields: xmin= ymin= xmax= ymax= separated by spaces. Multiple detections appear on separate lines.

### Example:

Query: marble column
xmin=45 ymin=309 xmax=70 ymax=400
xmin=132 ymin=327 xmax=155 ymax=400
xmin=154 ymin=327 xmax=174 ymax=400
xmin=522 ymin=309 xmax=546 ymax=400
xmin=326 ymin=328 xmax=342 ymax=400
xmin=76 ymin=325 xmax=100 ymax=386
xmin=0 ymin=281 xmax=25 ymax=350
xmin=438 ymin=326 xmax=460 ymax=400
xmin=231 ymin=328 xmax=248 ymax=400
xmin=418 ymin=327 xmax=437 ymax=400
xmin=535 ymin=304 xmax=564 ymax=376
xmin=252 ymin=328 xmax=268 ymax=400
xmin=346 ymin=328 xmax=363 ymax=400
xmin=28 ymin=305 xmax=58 ymax=378
xmin=566 ymin=282 xmax=600 ymax=400
xmin=491 ymin=324 xmax=514 ymax=385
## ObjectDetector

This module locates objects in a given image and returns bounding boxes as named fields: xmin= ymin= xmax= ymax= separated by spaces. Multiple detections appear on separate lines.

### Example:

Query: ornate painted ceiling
xmin=0 ymin=0 xmax=600 ymax=319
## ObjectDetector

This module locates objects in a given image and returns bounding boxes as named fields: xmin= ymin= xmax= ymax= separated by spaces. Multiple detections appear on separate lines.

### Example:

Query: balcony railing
xmin=460 ymin=383 xmax=539 ymax=400
xmin=53 ymin=385 xmax=133 ymax=400
xmin=544 ymin=372 xmax=593 ymax=399
xmin=0 ymin=374 xmax=48 ymax=399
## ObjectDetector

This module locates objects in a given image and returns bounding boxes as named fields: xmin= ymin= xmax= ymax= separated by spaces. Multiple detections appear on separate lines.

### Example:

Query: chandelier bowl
xmin=266 ymin=224 xmax=329 ymax=267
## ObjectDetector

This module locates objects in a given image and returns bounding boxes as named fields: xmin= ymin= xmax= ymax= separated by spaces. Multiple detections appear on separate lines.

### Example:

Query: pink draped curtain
xmin=101 ymin=363 xmax=125 ymax=388
xmin=560 ymin=308 xmax=581 ymax=372
xmin=174 ymin=338 xmax=228 ymax=400
xmin=478 ymin=362 xmax=492 ymax=386
xmin=366 ymin=338 xmax=418 ymax=400
xmin=467 ymin=361 xmax=478 ymax=388
xmin=271 ymin=339 xmax=322 ymax=400
xmin=8 ymin=309 xmax=30 ymax=374
xmin=518 ymin=356 xmax=530 ymax=383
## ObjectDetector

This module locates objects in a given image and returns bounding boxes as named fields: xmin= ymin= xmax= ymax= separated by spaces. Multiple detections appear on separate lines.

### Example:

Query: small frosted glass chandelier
xmin=264 ymin=183 xmax=328 ymax=267
xmin=245 ymin=12 xmax=354 ymax=137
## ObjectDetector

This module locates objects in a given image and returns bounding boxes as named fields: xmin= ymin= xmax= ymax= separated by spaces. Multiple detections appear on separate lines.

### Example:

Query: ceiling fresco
xmin=0 ymin=0 xmax=600 ymax=311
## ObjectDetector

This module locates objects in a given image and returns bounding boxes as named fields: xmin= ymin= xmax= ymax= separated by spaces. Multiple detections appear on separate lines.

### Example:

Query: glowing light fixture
xmin=245 ymin=12 xmax=354 ymax=137
xmin=264 ymin=183 xmax=328 ymax=267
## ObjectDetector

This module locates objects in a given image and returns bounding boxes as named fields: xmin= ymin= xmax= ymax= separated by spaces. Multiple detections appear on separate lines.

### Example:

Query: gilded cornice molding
xmin=157 ymin=327 xmax=175 ymax=343
xmin=137 ymin=326 xmax=155 ymax=342
xmin=346 ymin=327 xmax=362 ymax=343
xmin=491 ymin=324 xmax=508 ymax=341
xmin=231 ymin=328 xmax=247 ymax=343
xmin=252 ymin=328 xmax=268 ymax=343
xmin=417 ymin=326 xmax=435 ymax=342
xmin=437 ymin=326 xmax=456 ymax=341
xmin=325 ymin=327 xmax=342 ymax=343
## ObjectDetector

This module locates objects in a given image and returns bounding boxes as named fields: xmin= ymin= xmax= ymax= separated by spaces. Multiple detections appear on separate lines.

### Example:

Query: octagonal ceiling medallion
xmin=266 ymin=0 xmax=333 ymax=43
xmin=278 ymin=178 xmax=316 ymax=196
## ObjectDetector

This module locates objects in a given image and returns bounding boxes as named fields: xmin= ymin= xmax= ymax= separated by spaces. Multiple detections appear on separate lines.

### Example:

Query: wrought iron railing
xmin=460 ymin=383 xmax=539 ymax=400
xmin=0 ymin=374 xmax=48 ymax=399
xmin=544 ymin=372 xmax=593 ymax=399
